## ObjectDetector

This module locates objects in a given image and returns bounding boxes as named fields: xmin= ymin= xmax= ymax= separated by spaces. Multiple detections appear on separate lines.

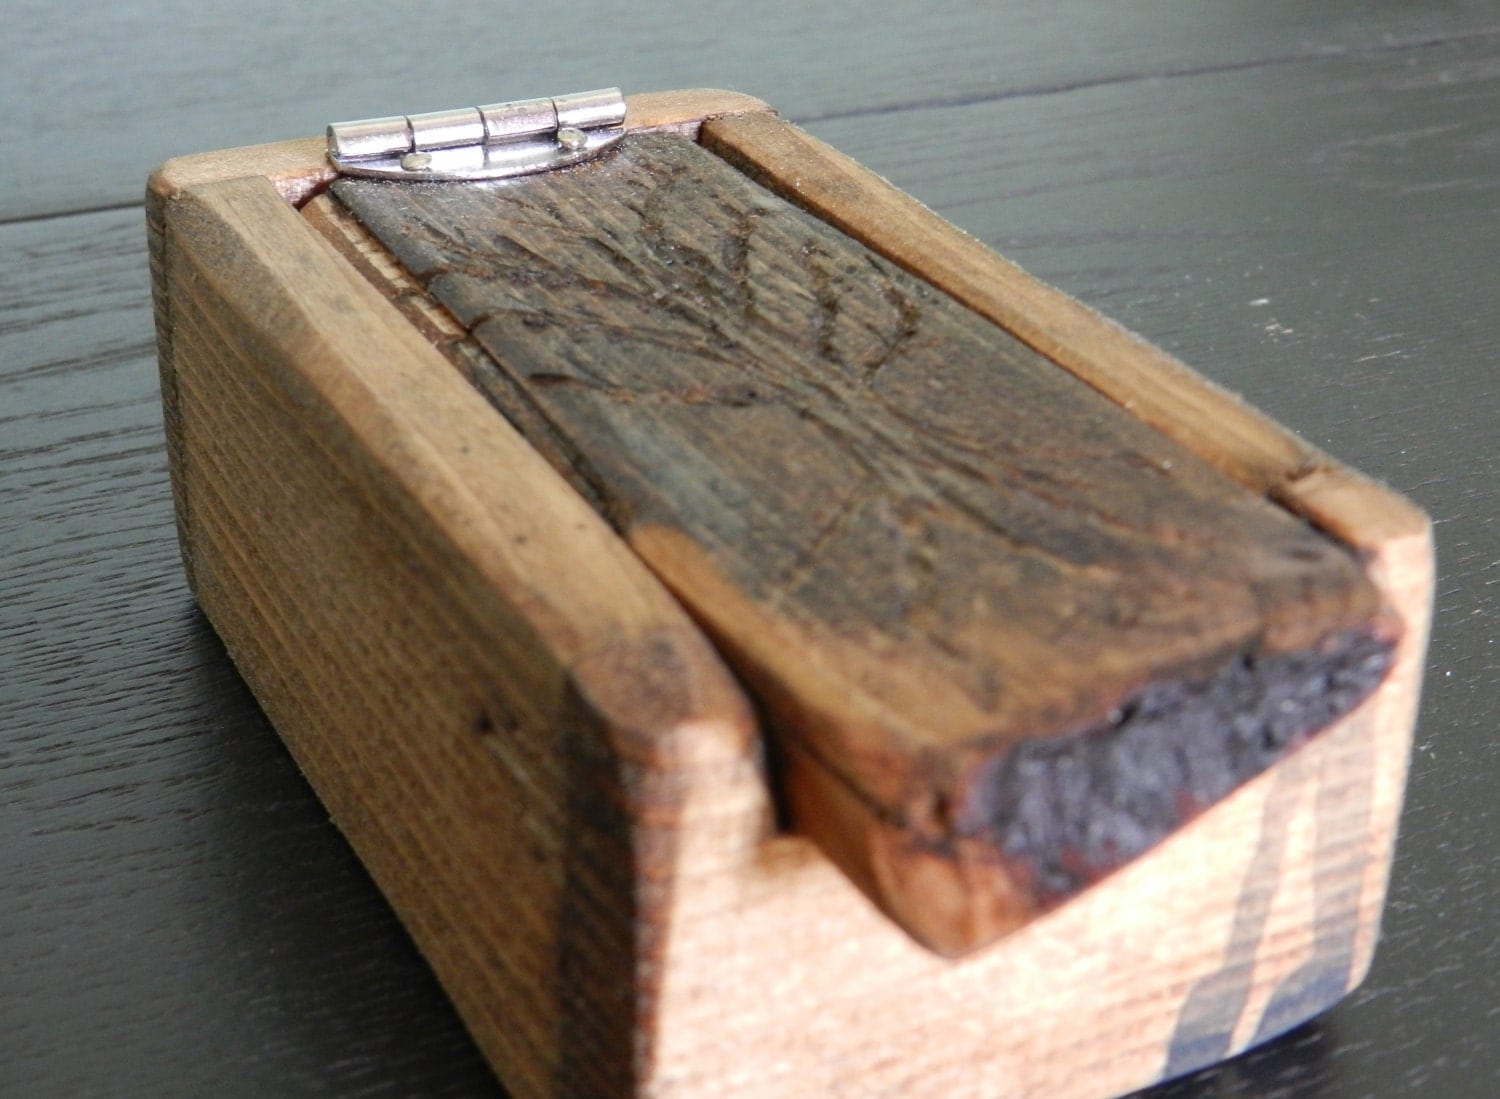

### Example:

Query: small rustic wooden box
xmin=147 ymin=90 xmax=1432 ymax=1098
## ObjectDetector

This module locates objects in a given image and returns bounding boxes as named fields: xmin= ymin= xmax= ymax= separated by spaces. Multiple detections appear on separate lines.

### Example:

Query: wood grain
xmin=327 ymin=132 xmax=1395 ymax=953
xmin=10 ymin=9 xmax=1499 ymax=1098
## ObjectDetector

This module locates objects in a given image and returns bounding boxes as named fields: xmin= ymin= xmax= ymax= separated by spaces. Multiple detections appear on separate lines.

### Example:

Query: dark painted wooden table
xmin=3 ymin=5 xmax=1496 ymax=1096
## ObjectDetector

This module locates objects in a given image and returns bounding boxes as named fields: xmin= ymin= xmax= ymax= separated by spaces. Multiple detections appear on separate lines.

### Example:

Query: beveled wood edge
xmin=146 ymin=89 xmax=774 ymax=210
xmin=155 ymin=172 xmax=759 ymax=777
xmin=696 ymin=113 xmax=1432 ymax=565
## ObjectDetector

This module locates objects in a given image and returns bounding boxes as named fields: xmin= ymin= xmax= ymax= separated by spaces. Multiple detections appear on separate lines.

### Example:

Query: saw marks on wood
xmin=322 ymin=132 xmax=1394 ymax=953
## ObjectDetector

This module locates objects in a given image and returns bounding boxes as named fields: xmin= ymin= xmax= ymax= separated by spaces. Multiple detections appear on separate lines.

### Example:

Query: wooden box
xmin=147 ymin=89 xmax=1432 ymax=1098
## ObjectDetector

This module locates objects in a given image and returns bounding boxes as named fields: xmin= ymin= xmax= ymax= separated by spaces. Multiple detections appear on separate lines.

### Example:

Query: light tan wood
xmin=155 ymin=171 xmax=763 ymax=1095
xmin=150 ymin=92 xmax=1431 ymax=1098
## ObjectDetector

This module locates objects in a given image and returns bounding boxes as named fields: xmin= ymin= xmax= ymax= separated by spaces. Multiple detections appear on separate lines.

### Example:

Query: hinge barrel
xmin=480 ymin=98 xmax=558 ymax=143
xmin=327 ymin=88 xmax=626 ymax=182
xmin=327 ymin=116 xmax=411 ymax=161
xmin=553 ymin=89 xmax=627 ymax=131
xmin=408 ymin=108 xmax=486 ymax=153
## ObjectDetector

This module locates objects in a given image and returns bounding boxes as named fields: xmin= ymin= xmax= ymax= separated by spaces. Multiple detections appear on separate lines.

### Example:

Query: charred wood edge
xmin=952 ymin=628 xmax=1393 ymax=903
xmin=313 ymin=134 xmax=1399 ymax=912
xmin=757 ymin=626 xmax=1393 ymax=913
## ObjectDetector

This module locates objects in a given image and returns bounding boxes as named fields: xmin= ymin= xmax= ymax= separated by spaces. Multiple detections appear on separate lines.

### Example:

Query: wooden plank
xmin=9 ymin=0 xmax=1500 ymax=220
xmin=155 ymin=174 xmax=760 ymax=1095
xmin=326 ymin=132 xmax=1397 ymax=954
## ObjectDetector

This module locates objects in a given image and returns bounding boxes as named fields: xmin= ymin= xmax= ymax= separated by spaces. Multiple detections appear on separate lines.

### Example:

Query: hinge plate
xmin=326 ymin=88 xmax=626 ymax=182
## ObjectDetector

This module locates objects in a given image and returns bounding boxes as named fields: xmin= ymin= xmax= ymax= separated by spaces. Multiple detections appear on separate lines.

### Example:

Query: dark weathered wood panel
xmin=6 ymin=2 xmax=1500 ymax=220
xmin=332 ymin=134 xmax=1392 ymax=944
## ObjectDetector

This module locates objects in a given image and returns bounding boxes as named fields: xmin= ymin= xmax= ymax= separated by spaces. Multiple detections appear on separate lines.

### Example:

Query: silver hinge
xmin=327 ymin=88 xmax=626 ymax=181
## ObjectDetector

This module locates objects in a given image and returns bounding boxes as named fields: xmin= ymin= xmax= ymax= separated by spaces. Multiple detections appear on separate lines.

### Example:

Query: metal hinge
xmin=327 ymin=88 xmax=626 ymax=181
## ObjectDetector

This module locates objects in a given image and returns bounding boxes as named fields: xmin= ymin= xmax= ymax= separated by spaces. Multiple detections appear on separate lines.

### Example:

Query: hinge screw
xmin=401 ymin=152 xmax=434 ymax=172
xmin=556 ymin=127 xmax=588 ymax=152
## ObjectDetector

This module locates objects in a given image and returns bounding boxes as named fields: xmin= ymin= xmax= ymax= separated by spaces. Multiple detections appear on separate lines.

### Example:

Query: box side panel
xmin=154 ymin=176 xmax=761 ymax=1098
xmin=163 ymin=193 xmax=583 ymax=1098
